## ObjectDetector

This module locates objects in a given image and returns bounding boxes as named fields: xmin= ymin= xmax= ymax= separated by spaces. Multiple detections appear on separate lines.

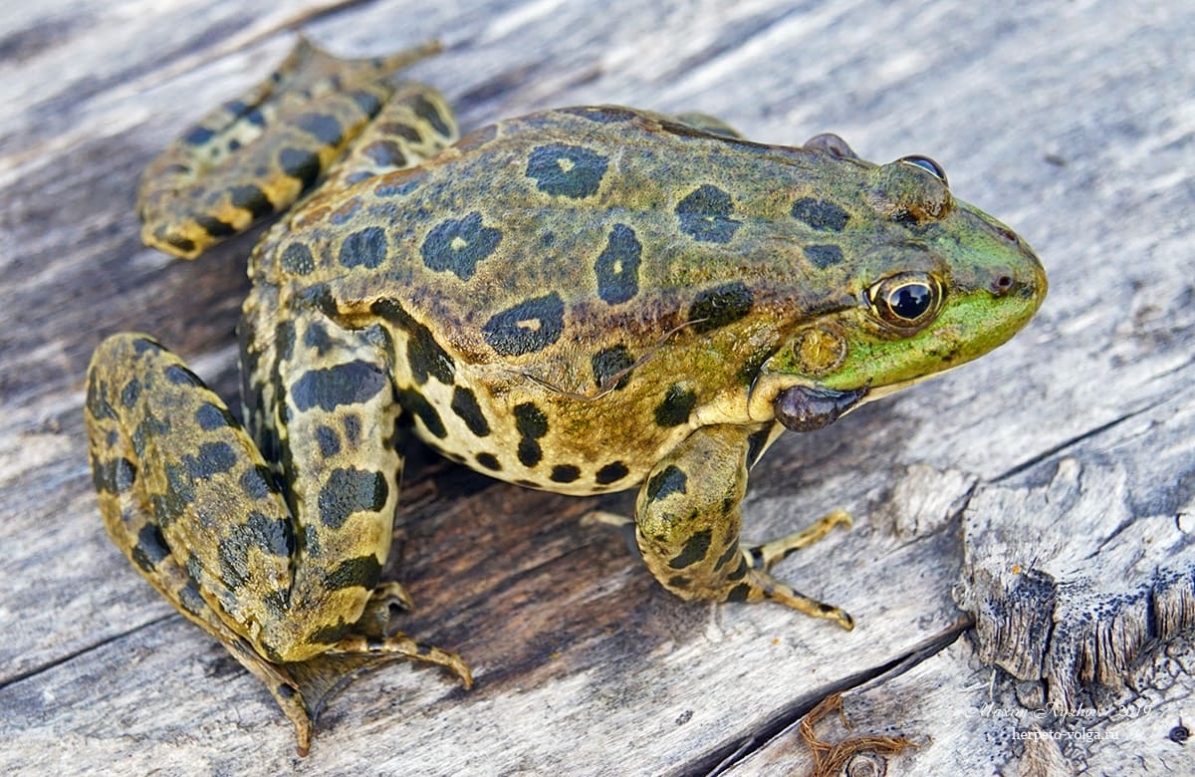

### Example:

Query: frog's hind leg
xmin=311 ymin=80 xmax=459 ymax=198
xmin=85 ymin=333 xmax=468 ymax=753
xmin=632 ymin=424 xmax=854 ymax=630
xmin=85 ymin=334 xmax=325 ymax=750
xmin=138 ymin=38 xmax=446 ymax=259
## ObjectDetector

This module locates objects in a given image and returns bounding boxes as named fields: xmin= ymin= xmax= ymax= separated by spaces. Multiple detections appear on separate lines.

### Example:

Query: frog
xmin=84 ymin=37 xmax=1047 ymax=754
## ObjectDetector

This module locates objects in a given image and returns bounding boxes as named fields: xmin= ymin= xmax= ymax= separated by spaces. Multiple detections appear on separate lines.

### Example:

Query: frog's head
xmin=751 ymin=153 xmax=1048 ymax=432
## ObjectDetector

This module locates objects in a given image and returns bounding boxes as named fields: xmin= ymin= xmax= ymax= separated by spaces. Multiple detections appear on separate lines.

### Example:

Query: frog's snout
xmin=972 ymin=218 xmax=1048 ymax=317
xmin=988 ymin=254 xmax=1047 ymax=305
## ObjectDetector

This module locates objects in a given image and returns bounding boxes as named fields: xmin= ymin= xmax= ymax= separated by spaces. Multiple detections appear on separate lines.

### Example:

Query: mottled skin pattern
xmin=85 ymin=38 xmax=1047 ymax=753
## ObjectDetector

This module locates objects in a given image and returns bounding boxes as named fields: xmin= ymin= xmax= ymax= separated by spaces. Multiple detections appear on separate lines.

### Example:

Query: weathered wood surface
xmin=1 ymin=0 xmax=1192 ymax=774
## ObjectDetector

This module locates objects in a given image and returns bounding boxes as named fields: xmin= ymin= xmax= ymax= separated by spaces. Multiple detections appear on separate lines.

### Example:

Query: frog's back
xmin=255 ymin=107 xmax=865 ymax=397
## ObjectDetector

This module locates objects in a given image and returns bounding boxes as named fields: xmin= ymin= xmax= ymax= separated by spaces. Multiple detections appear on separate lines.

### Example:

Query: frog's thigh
xmin=634 ymin=424 xmax=853 ymax=629
xmin=85 ymin=332 xmax=392 ymax=660
xmin=85 ymin=334 xmax=320 ymax=746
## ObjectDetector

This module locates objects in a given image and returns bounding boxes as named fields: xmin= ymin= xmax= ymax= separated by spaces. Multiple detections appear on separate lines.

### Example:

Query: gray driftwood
xmin=1 ymin=1 xmax=1192 ymax=775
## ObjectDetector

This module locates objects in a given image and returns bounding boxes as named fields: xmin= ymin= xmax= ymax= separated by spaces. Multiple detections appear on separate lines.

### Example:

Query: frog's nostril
xmin=990 ymin=274 xmax=1015 ymax=296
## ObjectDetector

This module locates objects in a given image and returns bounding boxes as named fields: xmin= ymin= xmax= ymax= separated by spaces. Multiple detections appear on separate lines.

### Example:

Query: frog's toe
xmin=747 ymin=570 xmax=856 ymax=631
xmin=328 ymin=634 xmax=474 ymax=690
xmin=353 ymin=582 xmax=418 ymax=638
xmin=744 ymin=509 xmax=852 ymax=572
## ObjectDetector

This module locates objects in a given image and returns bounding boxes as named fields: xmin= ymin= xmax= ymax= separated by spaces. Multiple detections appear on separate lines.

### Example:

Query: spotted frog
xmin=85 ymin=38 xmax=1046 ymax=753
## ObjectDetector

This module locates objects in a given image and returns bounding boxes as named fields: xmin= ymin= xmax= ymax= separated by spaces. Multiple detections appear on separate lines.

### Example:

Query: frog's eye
xmin=899 ymin=155 xmax=948 ymax=186
xmin=867 ymin=272 xmax=944 ymax=330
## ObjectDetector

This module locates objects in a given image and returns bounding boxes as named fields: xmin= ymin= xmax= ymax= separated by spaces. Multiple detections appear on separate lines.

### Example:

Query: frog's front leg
xmin=634 ymin=424 xmax=854 ymax=629
xmin=85 ymin=332 xmax=469 ymax=753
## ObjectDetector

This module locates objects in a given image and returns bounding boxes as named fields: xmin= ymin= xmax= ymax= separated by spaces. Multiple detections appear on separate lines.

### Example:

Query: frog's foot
xmin=332 ymin=583 xmax=473 ymax=686
xmin=738 ymin=509 xmax=855 ymax=630
xmin=258 ymin=630 xmax=471 ymax=756
xmin=227 ymin=607 xmax=472 ymax=756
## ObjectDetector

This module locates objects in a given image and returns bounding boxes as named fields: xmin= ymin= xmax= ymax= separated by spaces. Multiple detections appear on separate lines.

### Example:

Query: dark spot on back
xmin=303 ymin=320 xmax=336 ymax=355
xmin=591 ymin=345 xmax=635 ymax=391
xmin=791 ymin=198 xmax=850 ymax=232
xmin=676 ymin=185 xmax=740 ymax=243
xmin=526 ymin=143 xmax=609 ymax=199
xmin=688 ymin=282 xmax=754 ymax=334
xmin=281 ymin=242 xmax=315 ymax=275
xmin=482 ymin=293 xmax=565 ymax=356
xmin=184 ymin=441 xmax=238 ymax=479
xmin=120 ymin=379 xmax=141 ymax=409
xmin=240 ymin=465 xmax=277 ymax=499
xmin=343 ymin=414 xmax=362 ymax=445
xmin=195 ymin=403 xmax=234 ymax=431
xmin=315 ymin=425 xmax=341 ymax=457
xmin=339 ymin=226 xmax=388 ymax=269
xmin=216 ymin=511 xmax=295 ymax=590
xmin=804 ymin=244 xmax=844 ymax=268
xmin=594 ymin=224 xmax=642 ymax=304
xmin=420 ymin=212 xmax=502 ymax=280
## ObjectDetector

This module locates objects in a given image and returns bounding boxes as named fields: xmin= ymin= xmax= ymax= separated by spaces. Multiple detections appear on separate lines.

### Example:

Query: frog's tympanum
xmin=85 ymin=39 xmax=1046 ymax=752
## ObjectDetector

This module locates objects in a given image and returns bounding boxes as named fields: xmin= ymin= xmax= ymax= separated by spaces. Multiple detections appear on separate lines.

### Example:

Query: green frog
xmin=85 ymin=38 xmax=1046 ymax=753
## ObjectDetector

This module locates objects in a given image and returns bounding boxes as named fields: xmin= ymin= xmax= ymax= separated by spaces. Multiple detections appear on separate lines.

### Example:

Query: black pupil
xmin=889 ymin=283 xmax=932 ymax=320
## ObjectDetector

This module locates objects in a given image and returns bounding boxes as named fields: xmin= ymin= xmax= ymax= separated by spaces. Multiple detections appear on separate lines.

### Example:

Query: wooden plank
xmin=1 ymin=0 xmax=1192 ymax=774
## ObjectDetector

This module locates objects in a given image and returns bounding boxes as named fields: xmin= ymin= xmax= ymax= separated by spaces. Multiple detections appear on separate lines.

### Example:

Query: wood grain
xmin=2 ymin=0 xmax=1192 ymax=774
